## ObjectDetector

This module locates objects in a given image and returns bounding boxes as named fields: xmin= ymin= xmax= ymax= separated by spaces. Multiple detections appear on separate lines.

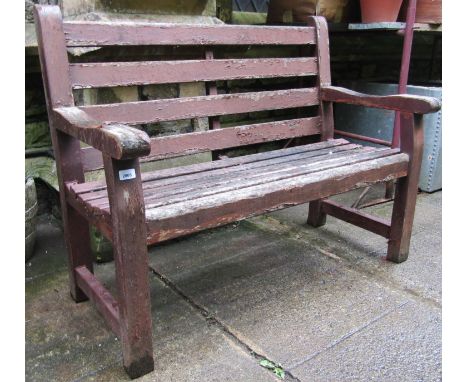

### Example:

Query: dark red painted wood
xmin=145 ymin=155 xmax=408 ymax=244
xmin=74 ymin=139 xmax=351 ymax=195
xmin=34 ymin=5 xmax=93 ymax=302
xmin=322 ymin=86 xmax=442 ymax=114
xmin=80 ymin=88 xmax=319 ymax=125
xmin=81 ymin=117 xmax=321 ymax=171
xmin=75 ymin=266 xmax=121 ymax=337
xmin=307 ymin=16 xmax=334 ymax=226
xmin=387 ymin=113 xmax=425 ymax=262
xmin=321 ymin=199 xmax=391 ymax=238
xmin=334 ymin=129 xmax=392 ymax=147
xmin=205 ymin=49 xmax=221 ymax=160
xmin=102 ymin=156 xmax=154 ymax=377
xmin=63 ymin=22 xmax=316 ymax=46
xmin=53 ymin=107 xmax=151 ymax=159
xmin=69 ymin=57 xmax=318 ymax=89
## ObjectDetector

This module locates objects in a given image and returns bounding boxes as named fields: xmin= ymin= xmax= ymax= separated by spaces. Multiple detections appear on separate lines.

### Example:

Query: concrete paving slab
xmin=259 ymin=191 xmax=441 ymax=304
xmin=25 ymin=218 xmax=277 ymax=382
xmin=291 ymin=299 xmax=441 ymax=382
xmin=148 ymin=223 xmax=408 ymax=369
xmin=26 ymin=190 xmax=441 ymax=382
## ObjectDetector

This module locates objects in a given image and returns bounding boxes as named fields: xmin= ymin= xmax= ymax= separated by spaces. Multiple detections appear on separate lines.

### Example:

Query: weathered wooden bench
xmin=34 ymin=5 xmax=441 ymax=378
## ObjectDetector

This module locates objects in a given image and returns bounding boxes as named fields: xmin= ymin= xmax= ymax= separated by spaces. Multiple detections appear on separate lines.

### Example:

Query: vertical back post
xmin=34 ymin=5 xmax=93 ymax=301
xmin=307 ymin=16 xmax=334 ymax=226
xmin=205 ymin=49 xmax=222 ymax=160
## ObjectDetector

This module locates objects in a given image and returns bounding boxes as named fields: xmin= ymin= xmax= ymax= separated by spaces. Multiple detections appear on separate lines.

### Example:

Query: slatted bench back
xmin=38 ymin=7 xmax=333 ymax=173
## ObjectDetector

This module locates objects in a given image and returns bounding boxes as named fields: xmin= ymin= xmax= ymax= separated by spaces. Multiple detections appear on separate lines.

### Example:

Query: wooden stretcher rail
xmin=321 ymin=199 xmax=391 ymax=238
xmin=75 ymin=266 xmax=121 ymax=338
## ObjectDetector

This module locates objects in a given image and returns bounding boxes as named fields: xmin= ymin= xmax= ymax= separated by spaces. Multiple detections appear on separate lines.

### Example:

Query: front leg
xmin=103 ymin=155 xmax=154 ymax=378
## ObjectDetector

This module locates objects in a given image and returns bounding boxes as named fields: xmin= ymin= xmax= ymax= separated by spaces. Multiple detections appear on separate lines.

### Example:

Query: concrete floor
xmin=25 ymin=188 xmax=441 ymax=382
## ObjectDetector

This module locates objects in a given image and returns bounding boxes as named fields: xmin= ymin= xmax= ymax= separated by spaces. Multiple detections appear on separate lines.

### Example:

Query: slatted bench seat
xmin=34 ymin=5 xmax=441 ymax=379
xmin=67 ymin=139 xmax=408 ymax=244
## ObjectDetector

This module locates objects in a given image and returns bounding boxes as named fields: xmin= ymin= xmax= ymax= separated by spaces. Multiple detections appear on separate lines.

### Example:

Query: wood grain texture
xmin=80 ymin=88 xmax=319 ymax=125
xmin=322 ymin=86 xmax=442 ymax=114
xmin=79 ymin=144 xmax=367 ymax=207
xmin=67 ymin=141 xmax=408 ymax=245
xmin=69 ymin=58 xmax=318 ymax=88
xmin=63 ymin=22 xmax=316 ymax=46
xmin=74 ymin=139 xmax=351 ymax=194
xmin=102 ymin=156 xmax=154 ymax=378
xmin=53 ymin=107 xmax=151 ymax=159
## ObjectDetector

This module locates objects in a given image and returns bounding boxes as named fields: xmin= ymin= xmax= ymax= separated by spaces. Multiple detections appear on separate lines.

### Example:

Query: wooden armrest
xmin=321 ymin=86 xmax=441 ymax=115
xmin=53 ymin=107 xmax=151 ymax=160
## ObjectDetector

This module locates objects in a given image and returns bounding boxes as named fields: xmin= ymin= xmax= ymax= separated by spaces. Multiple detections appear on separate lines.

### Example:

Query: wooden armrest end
xmin=53 ymin=107 xmax=151 ymax=159
xmin=322 ymin=86 xmax=441 ymax=115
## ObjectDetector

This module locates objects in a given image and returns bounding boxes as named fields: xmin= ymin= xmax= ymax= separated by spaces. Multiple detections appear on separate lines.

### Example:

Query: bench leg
xmin=386 ymin=176 xmax=418 ymax=263
xmin=103 ymin=156 xmax=154 ymax=378
xmin=64 ymin=203 xmax=94 ymax=302
xmin=307 ymin=200 xmax=327 ymax=227
xmin=387 ymin=113 xmax=424 ymax=263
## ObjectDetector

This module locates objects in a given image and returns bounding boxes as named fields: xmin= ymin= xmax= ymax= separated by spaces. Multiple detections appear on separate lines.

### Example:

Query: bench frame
xmin=34 ymin=5 xmax=441 ymax=378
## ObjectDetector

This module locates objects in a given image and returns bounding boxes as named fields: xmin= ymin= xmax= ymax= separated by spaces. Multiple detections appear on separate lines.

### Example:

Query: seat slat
xmin=75 ymin=139 xmax=350 ymax=194
xmin=69 ymin=58 xmax=318 ymax=89
xmin=80 ymin=88 xmax=319 ymax=125
xmin=78 ymin=143 xmax=362 ymax=204
xmin=63 ymin=22 xmax=316 ymax=47
xmin=146 ymin=153 xmax=408 ymax=243
xmin=88 ymin=147 xmax=396 ymax=211
xmin=81 ymin=116 xmax=321 ymax=171
xmin=66 ymin=141 xmax=408 ymax=244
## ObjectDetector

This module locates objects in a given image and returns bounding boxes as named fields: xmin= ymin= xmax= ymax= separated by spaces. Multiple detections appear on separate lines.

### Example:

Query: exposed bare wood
xmin=76 ymin=139 xmax=351 ymax=193
xmin=36 ymin=6 xmax=442 ymax=379
xmin=63 ymin=22 xmax=316 ymax=46
xmin=80 ymin=88 xmax=319 ymax=125
xmin=53 ymin=107 xmax=150 ymax=160
xmin=145 ymin=154 xmax=408 ymax=243
xmin=81 ymin=117 xmax=321 ymax=171
xmin=69 ymin=58 xmax=318 ymax=88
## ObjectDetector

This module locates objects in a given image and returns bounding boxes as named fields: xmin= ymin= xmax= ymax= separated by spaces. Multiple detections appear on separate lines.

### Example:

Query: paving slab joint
xmin=149 ymin=266 xmax=302 ymax=381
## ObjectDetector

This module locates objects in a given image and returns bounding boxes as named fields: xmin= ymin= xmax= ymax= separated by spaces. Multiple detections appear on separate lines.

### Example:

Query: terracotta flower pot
xmin=360 ymin=0 xmax=404 ymax=23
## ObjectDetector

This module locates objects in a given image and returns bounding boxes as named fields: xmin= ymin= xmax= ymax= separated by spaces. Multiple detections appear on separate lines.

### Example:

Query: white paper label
xmin=119 ymin=168 xmax=136 ymax=181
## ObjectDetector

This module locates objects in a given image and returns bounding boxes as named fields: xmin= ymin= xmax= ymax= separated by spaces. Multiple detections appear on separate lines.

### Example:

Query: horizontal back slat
xmin=69 ymin=58 xmax=318 ymax=89
xmin=79 ymin=88 xmax=319 ymax=125
xmin=81 ymin=117 xmax=321 ymax=171
xmin=63 ymin=22 xmax=316 ymax=46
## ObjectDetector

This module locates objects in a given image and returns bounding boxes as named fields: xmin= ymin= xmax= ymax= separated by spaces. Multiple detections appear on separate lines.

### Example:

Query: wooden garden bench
xmin=34 ymin=5 xmax=441 ymax=378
